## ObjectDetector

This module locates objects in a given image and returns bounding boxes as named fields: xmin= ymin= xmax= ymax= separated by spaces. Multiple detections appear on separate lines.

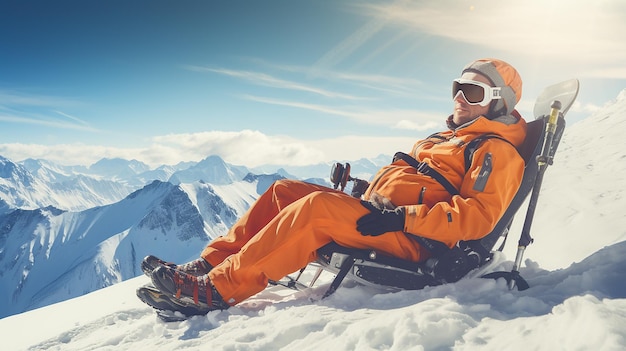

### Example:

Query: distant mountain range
xmin=0 ymin=153 xmax=391 ymax=212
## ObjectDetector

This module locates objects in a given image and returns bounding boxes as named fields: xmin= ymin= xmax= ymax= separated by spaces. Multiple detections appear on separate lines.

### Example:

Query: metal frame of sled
xmin=279 ymin=79 xmax=579 ymax=297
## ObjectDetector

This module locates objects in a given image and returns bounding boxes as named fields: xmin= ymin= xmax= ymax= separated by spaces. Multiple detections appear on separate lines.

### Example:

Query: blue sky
xmin=1 ymin=0 xmax=625 ymax=168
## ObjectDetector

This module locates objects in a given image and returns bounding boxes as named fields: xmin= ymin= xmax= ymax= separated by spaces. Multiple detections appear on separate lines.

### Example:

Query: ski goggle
xmin=452 ymin=78 xmax=502 ymax=106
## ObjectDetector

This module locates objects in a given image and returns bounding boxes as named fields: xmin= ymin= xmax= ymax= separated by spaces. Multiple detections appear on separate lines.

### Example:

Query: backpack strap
xmin=463 ymin=134 xmax=516 ymax=172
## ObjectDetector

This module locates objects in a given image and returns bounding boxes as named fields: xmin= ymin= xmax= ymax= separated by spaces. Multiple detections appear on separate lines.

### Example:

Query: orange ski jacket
xmin=364 ymin=113 xmax=527 ymax=248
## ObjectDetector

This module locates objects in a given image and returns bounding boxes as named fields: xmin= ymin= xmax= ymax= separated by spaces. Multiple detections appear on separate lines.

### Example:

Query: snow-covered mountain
xmin=0 ymin=156 xmax=134 ymax=212
xmin=2 ymin=149 xmax=379 ymax=214
xmin=0 ymin=156 xmax=134 ymax=210
xmin=20 ymin=158 xmax=89 ymax=183
xmin=0 ymin=177 xmax=262 ymax=319
xmin=87 ymin=158 xmax=151 ymax=182
xmin=0 ymin=155 xmax=260 ymax=212
xmin=1 ymin=90 xmax=626 ymax=350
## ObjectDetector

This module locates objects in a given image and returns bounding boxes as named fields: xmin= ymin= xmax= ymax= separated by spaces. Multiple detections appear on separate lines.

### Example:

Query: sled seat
xmin=306 ymin=116 xmax=565 ymax=297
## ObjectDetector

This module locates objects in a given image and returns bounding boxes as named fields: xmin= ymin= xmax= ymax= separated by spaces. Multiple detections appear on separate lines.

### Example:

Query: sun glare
xmin=367 ymin=0 xmax=626 ymax=76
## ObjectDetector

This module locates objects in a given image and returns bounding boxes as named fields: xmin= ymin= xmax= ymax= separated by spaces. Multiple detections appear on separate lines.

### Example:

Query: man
xmin=142 ymin=58 xmax=527 ymax=312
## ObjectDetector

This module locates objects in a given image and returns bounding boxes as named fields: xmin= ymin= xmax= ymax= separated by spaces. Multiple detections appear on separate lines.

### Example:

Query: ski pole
xmin=508 ymin=100 xmax=562 ymax=290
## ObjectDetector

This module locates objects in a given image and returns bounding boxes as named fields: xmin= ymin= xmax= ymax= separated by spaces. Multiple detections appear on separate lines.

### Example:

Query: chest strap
xmin=393 ymin=152 xmax=460 ymax=196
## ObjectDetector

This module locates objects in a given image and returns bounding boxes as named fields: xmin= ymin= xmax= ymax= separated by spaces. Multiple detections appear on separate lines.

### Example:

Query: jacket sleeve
xmin=402 ymin=140 xmax=525 ymax=247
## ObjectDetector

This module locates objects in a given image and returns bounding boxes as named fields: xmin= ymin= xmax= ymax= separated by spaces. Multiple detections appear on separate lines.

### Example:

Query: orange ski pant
xmin=202 ymin=179 xmax=427 ymax=305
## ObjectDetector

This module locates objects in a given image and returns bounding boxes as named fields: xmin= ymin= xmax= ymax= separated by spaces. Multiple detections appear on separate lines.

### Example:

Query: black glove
xmin=356 ymin=201 xmax=405 ymax=236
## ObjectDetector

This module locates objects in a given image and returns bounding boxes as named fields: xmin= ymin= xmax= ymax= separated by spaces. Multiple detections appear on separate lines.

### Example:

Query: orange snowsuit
xmin=203 ymin=114 xmax=527 ymax=305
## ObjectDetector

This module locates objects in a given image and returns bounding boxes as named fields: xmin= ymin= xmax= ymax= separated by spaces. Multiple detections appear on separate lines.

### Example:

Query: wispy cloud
xmin=54 ymin=110 xmax=90 ymax=126
xmin=246 ymin=59 xmax=427 ymax=98
xmin=186 ymin=64 xmax=440 ymax=131
xmin=0 ymin=113 xmax=97 ymax=132
xmin=0 ymin=90 xmax=97 ymax=132
xmin=330 ymin=70 xmax=427 ymax=97
xmin=185 ymin=65 xmax=367 ymax=100
xmin=242 ymin=94 xmax=442 ymax=131
xmin=0 ymin=90 xmax=83 ymax=107
xmin=242 ymin=95 xmax=364 ymax=119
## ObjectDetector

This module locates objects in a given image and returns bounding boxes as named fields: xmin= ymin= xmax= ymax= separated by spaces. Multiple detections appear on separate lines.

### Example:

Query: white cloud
xmin=305 ymin=134 xmax=420 ymax=163
xmin=151 ymin=130 xmax=326 ymax=167
xmin=0 ymin=131 xmax=326 ymax=168
xmin=393 ymin=119 xmax=439 ymax=131
xmin=0 ymin=129 xmax=430 ymax=169
xmin=570 ymin=100 xmax=603 ymax=115
xmin=0 ymin=143 xmax=141 ymax=167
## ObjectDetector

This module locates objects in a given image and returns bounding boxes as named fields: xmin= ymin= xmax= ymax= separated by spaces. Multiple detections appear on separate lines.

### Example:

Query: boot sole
xmin=136 ymin=284 xmax=212 ymax=316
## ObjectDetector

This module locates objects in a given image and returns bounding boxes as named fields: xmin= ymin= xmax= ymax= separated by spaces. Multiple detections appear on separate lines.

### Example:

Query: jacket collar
xmin=445 ymin=111 xmax=527 ymax=148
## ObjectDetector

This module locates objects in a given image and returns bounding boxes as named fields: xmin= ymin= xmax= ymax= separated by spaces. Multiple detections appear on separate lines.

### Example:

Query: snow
xmin=1 ymin=90 xmax=626 ymax=350
xmin=3 ymin=243 xmax=625 ymax=350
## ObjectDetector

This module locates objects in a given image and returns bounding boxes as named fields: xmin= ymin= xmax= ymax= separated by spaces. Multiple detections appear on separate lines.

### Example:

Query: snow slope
xmin=2 ymin=90 xmax=626 ymax=350
xmin=503 ymin=89 xmax=626 ymax=270
xmin=2 ymin=242 xmax=625 ymax=351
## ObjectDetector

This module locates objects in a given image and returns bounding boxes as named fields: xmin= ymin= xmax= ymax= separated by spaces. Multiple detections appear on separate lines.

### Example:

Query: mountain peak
xmin=89 ymin=158 xmax=151 ymax=178
xmin=0 ymin=155 xmax=34 ymax=185
xmin=200 ymin=155 xmax=226 ymax=165
xmin=168 ymin=155 xmax=249 ymax=185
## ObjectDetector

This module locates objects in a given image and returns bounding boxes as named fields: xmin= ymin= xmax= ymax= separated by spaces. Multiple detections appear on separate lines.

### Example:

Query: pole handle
xmin=547 ymin=100 xmax=562 ymax=134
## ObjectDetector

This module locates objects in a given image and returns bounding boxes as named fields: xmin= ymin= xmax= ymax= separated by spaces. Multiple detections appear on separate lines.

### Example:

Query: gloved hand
xmin=356 ymin=201 xmax=405 ymax=236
